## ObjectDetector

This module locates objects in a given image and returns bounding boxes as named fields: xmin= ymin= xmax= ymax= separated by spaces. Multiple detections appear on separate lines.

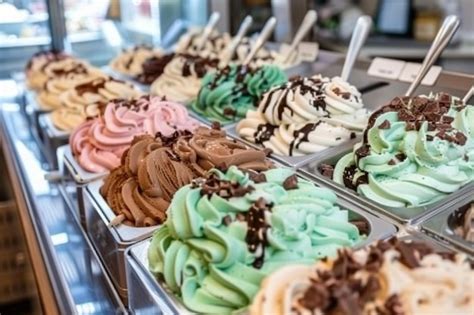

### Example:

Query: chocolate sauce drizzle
xmin=260 ymin=76 xmax=327 ymax=122
xmin=178 ymin=54 xmax=219 ymax=78
xmin=75 ymin=77 xmax=126 ymax=96
xmin=26 ymin=49 xmax=69 ymax=71
xmin=289 ymin=122 xmax=321 ymax=156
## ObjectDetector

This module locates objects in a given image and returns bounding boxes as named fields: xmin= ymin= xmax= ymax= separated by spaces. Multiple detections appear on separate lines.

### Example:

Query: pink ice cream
xmin=70 ymin=96 xmax=200 ymax=173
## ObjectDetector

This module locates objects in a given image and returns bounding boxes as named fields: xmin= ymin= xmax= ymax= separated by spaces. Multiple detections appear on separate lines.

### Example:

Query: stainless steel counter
xmin=0 ymin=102 xmax=126 ymax=314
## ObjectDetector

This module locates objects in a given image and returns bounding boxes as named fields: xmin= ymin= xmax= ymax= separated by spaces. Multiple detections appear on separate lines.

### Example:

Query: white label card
xmin=399 ymin=62 xmax=442 ymax=86
xmin=367 ymin=57 xmax=405 ymax=80
xmin=297 ymin=42 xmax=319 ymax=62
xmin=279 ymin=42 xmax=319 ymax=62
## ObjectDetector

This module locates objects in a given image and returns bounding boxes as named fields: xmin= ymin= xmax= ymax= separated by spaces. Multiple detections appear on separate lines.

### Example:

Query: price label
xmin=279 ymin=42 xmax=319 ymax=62
xmin=399 ymin=62 xmax=442 ymax=86
xmin=367 ymin=57 xmax=405 ymax=80
xmin=298 ymin=41 xmax=319 ymax=62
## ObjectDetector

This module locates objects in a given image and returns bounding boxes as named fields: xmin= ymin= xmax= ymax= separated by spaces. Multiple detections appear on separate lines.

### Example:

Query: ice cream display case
xmin=0 ymin=8 xmax=473 ymax=315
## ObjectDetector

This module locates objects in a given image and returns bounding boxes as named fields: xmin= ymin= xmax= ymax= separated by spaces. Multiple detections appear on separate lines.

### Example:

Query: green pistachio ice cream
xmin=332 ymin=93 xmax=474 ymax=208
xmin=191 ymin=64 xmax=287 ymax=124
xmin=148 ymin=166 xmax=362 ymax=314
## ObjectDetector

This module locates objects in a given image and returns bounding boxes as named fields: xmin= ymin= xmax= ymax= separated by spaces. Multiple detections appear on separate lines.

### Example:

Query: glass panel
xmin=66 ymin=0 xmax=209 ymax=66
xmin=0 ymin=0 xmax=51 ymax=77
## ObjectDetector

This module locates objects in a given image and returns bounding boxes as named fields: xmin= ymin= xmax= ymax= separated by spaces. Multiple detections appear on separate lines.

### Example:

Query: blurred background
xmin=0 ymin=1 xmax=473 ymax=314
xmin=0 ymin=0 xmax=473 ymax=78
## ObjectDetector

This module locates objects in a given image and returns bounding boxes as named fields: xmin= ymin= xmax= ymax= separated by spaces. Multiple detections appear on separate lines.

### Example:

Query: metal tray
xmin=125 ymin=184 xmax=397 ymax=315
xmin=38 ymin=113 xmax=69 ymax=169
xmin=60 ymin=145 xmax=108 ymax=227
xmin=298 ymin=141 xmax=474 ymax=224
xmin=24 ymin=90 xmax=48 ymax=142
xmin=62 ymin=145 xmax=108 ymax=184
xmin=101 ymin=66 xmax=150 ymax=93
xmin=83 ymin=180 xmax=161 ymax=299
xmin=420 ymin=193 xmax=473 ymax=256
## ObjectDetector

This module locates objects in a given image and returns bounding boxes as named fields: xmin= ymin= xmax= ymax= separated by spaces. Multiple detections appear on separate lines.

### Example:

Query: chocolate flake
xmin=378 ymin=120 xmax=391 ymax=129
xmin=283 ymin=174 xmax=298 ymax=190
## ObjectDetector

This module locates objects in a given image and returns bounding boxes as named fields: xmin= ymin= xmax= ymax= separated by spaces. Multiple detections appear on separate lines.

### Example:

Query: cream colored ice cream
xmin=25 ymin=50 xmax=71 ymax=90
xmin=237 ymin=75 xmax=368 ymax=156
xmin=109 ymin=45 xmax=163 ymax=77
xmin=36 ymin=60 xmax=105 ymax=110
xmin=250 ymin=239 xmax=474 ymax=315
xmin=50 ymin=76 xmax=141 ymax=131
xmin=150 ymin=53 xmax=219 ymax=104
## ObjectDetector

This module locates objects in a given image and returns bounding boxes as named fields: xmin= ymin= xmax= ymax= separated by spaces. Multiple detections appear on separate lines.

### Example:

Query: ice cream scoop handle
xmin=283 ymin=10 xmax=317 ymax=63
xmin=405 ymin=15 xmax=460 ymax=97
xmin=226 ymin=16 xmax=253 ymax=59
xmin=244 ymin=17 xmax=277 ymax=65
xmin=340 ymin=15 xmax=372 ymax=82
xmin=198 ymin=12 xmax=221 ymax=51
xmin=462 ymin=86 xmax=474 ymax=104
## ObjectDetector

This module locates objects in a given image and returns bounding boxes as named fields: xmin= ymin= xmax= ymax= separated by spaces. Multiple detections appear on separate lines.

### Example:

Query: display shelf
xmin=0 ymin=103 xmax=126 ymax=314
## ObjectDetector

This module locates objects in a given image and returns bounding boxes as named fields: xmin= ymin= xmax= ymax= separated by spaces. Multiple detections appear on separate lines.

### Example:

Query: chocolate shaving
xmin=378 ymin=120 xmax=391 ymax=129
xmin=319 ymin=163 xmax=334 ymax=178
xmin=283 ymin=174 xmax=298 ymax=190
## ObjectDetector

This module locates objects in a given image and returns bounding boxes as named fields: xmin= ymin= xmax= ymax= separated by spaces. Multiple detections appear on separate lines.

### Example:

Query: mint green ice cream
xmin=148 ymin=166 xmax=362 ymax=314
xmin=191 ymin=64 xmax=287 ymax=124
xmin=333 ymin=93 xmax=474 ymax=208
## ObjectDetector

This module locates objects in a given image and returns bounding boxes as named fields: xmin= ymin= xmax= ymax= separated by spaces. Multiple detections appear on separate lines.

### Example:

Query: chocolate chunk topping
xmin=245 ymin=170 xmax=267 ymax=183
xmin=199 ymin=172 xmax=254 ymax=198
xmin=254 ymin=124 xmax=277 ymax=144
xmin=319 ymin=163 xmax=334 ymax=178
xmin=211 ymin=121 xmax=221 ymax=130
xmin=296 ymin=239 xmax=457 ymax=315
xmin=350 ymin=219 xmax=370 ymax=235
xmin=283 ymin=174 xmax=298 ymax=190
xmin=355 ymin=144 xmax=370 ymax=161
xmin=222 ymin=215 xmax=232 ymax=226
xmin=454 ymin=132 xmax=467 ymax=145
xmin=223 ymin=107 xmax=236 ymax=117
xmin=245 ymin=197 xmax=272 ymax=268
xmin=378 ymin=120 xmax=391 ymax=129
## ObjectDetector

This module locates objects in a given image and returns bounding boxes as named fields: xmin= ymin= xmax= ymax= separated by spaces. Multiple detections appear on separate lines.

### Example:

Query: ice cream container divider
xmin=226 ymin=124 xmax=362 ymax=168
xmin=83 ymin=180 xmax=160 ymax=299
xmin=100 ymin=66 xmax=150 ymax=93
xmin=60 ymin=145 xmax=108 ymax=227
xmin=297 ymin=141 xmax=474 ymax=225
xmin=126 ymin=239 xmax=191 ymax=315
xmin=188 ymin=110 xmax=238 ymax=131
xmin=24 ymin=90 xmax=48 ymax=142
xmin=38 ymin=113 xmax=69 ymax=169
xmin=124 ymin=182 xmax=397 ymax=315
xmin=419 ymin=193 xmax=474 ymax=256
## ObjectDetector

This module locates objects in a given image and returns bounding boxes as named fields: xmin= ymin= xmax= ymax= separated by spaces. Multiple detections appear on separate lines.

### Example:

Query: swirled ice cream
xmin=454 ymin=203 xmax=474 ymax=242
xmin=25 ymin=50 xmax=72 ymax=90
xmin=109 ymin=45 xmax=163 ymax=77
xmin=135 ymin=53 xmax=175 ymax=85
xmin=50 ymin=76 xmax=142 ymax=131
xmin=175 ymin=29 xmax=231 ymax=58
xmin=232 ymin=37 xmax=301 ymax=69
xmin=328 ymin=93 xmax=473 ymax=207
xmin=150 ymin=54 xmax=219 ymax=104
xmin=251 ymin=238 xmax=474 ymax=315
xmin=192 ymin=64 xmax=287 ymax=124
xmin=147 ymin=166 xmax=362 ymax=314
xmin=69 ymin=96 xmax=199 ymax=173
xmin=36 ymin=60 xmax=105 ymax=110
xmin=237 ymin=75 xmax=367 ymax=156
xmin=101 ymin=125 xmax=273 ymax=227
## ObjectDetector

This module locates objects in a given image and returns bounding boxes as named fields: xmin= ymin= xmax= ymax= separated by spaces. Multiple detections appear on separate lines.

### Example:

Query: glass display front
xmin=0 ymin=0 xmax=51 ymax=77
